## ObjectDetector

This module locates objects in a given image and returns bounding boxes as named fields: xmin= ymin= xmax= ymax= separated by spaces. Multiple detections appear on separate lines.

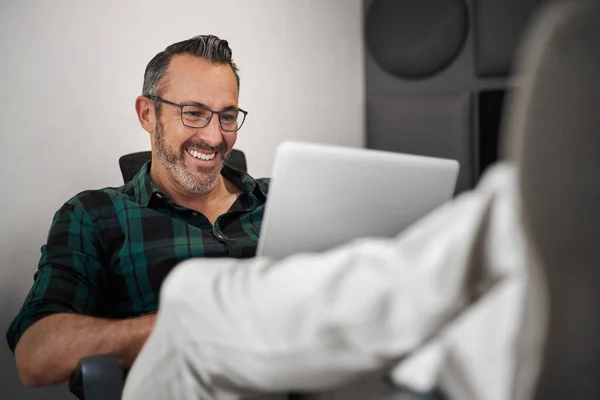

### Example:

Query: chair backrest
xmin=504 ymin=1 xmax=600 ymax=398
xmin=118 ymin=149 xmax=248 ymax=184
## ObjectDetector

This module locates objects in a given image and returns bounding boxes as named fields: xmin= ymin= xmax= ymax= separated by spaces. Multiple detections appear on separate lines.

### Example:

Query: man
xmin=6 ymin=34 xmax=269 ymax=387
xmin=123 ymin=2 xmax=600 ymax=400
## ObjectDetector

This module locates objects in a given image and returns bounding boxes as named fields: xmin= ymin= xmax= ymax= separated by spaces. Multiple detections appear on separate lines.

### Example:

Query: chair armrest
xmin=69 ymin=354 xmax=125 ymax=400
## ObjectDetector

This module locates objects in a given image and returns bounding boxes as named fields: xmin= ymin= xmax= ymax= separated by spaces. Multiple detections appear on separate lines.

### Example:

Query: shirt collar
xmin=131 ymin=161 xmax=267 ymax=207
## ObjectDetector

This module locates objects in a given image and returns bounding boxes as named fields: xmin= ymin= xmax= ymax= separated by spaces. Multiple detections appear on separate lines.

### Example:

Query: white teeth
xmin=187 ymin=149 xmax=216 ymax=160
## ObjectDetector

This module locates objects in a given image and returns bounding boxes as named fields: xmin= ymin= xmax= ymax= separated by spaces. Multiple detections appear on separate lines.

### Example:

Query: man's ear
xmin=135 ymin=96 xmax=156 ymax=134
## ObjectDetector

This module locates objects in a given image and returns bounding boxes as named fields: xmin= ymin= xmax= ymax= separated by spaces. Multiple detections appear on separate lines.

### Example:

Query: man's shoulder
xmin=61 ymin=183 xmax=135 ymax=216
xmin=224 ymin=165 xmax=270 ymax=197
xmin=255 ymin=177 xmax=271 ymax=195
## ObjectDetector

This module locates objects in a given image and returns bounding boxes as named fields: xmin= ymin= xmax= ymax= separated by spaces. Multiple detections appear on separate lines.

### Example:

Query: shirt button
xmin=155 ymin=193 xmax=163 ymax=199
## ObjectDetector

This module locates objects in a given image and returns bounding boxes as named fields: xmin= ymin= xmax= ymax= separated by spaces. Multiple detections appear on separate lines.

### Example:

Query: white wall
xmin=0 ymin=1 xmax=364 ymax=398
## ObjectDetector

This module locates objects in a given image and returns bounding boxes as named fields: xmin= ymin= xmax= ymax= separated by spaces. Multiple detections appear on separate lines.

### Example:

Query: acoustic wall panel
xmin=365 ymin=0 xmax=469 ymax=79
xmin=367 ymin=92 xmax=473 ymax=193
xmin=474 ymin=0 xmax=542 ymax=77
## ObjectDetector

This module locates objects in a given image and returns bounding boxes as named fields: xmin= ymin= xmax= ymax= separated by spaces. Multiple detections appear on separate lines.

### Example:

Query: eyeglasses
xmin=145 ymin=95 xmax=248 ymax=132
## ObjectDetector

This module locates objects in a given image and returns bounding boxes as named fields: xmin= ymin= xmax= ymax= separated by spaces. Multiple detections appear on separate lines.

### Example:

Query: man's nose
xmin=196 ymin=115 xmax=223 ymax=147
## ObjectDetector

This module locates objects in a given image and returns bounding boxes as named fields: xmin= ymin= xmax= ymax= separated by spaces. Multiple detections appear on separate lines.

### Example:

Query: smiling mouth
xmin=186 ymin=148 xmax=217 ymax=161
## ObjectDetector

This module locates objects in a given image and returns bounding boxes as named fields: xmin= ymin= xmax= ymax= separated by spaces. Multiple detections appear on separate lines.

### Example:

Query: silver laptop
xmin=256 ymin=141 xmax=459 ymax=260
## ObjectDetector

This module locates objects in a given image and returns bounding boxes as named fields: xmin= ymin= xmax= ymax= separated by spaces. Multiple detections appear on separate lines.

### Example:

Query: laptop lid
xmin=256 ymin=141 xmax=459 ymax=260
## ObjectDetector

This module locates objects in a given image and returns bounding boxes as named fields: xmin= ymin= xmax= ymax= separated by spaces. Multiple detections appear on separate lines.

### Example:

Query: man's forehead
xmin=165 ymin=54 xmax=238 ymax=102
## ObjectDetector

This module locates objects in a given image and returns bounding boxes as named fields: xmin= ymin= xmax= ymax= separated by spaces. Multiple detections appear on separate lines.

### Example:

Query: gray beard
xmin=154 ymin=119 xmax=228 ymax=194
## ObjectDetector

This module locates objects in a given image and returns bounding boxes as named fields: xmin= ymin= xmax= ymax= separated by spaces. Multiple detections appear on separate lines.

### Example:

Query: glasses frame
xmin=145 ymin=95 xmax=248 ymax=132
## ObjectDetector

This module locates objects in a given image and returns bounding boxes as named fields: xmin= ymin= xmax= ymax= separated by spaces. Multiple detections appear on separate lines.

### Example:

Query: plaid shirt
xmin=6 ymin=162 xmax=269 ymax=352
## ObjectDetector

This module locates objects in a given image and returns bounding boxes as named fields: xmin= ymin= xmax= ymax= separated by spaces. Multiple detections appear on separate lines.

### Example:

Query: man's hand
xmin=14 ymin=312 xmax=157 ymax=386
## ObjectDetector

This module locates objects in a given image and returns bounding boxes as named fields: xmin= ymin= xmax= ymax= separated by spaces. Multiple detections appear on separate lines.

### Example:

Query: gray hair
xmin=142 ymin=35 xmax=240 ymax=107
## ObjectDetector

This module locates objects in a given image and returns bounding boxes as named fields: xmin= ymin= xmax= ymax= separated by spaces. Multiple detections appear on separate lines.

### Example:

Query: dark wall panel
xmin=367 ymin=92 xmax=473 ymax=193
xmin=477 ymin=90 xmax=506 ymax=175
xmin=474 ymin=0 xmax=542 ymax=77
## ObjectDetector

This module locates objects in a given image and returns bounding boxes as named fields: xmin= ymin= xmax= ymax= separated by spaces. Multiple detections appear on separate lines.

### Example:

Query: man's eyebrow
xmin=220 ymin=105 xmax=239 ymax=112
xmin=181 ymin=100 xmax=208 ymax=108
xmin=183 ymin=100 xmax=239 ymax=111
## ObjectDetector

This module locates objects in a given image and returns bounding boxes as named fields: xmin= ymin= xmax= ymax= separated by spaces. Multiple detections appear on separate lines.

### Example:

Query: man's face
xmin=152 ymin=54 xmax=239 ymax=194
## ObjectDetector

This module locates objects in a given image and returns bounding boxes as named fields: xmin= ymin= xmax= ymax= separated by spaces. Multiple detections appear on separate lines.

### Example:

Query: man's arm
xmin=14 ymin=312 xmax=156 ymax=386
xmin=7 ymin=196 xmax=130 ymax=386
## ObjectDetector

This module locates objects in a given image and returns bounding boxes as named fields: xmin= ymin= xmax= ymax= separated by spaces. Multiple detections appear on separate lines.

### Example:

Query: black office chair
xmin=118 ymin=149 xmax=248 ymax=183
xmin=69 ymin=355 xmax=124 ymax=400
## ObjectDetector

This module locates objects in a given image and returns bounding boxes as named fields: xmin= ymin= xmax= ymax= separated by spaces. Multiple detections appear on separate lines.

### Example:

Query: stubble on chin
xmin=154 ymin=121 xmax=230 ymax=193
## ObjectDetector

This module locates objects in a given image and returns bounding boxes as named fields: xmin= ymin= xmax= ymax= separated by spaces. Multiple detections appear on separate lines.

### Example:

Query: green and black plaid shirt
xmin=6 ymin=162 xmax=269 ymax=352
